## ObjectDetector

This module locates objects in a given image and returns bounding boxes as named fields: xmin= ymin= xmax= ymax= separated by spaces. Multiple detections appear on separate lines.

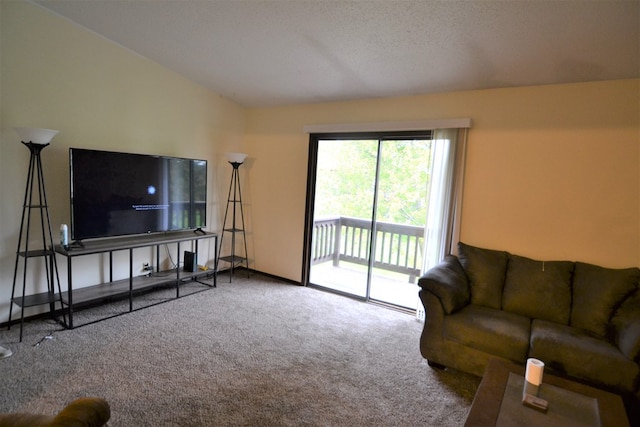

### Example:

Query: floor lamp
xmin=217 ymin=152 xmax=250 ymax=282
xmin=9 ymin=127 xmax=65 ymax=342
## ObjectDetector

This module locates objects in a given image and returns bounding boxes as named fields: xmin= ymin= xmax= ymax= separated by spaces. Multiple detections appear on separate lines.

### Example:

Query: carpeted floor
xmin=0 ymin=273 xmax=480 ymax=426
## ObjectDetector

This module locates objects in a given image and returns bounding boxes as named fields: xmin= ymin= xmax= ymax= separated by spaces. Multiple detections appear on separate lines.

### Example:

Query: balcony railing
xmin=312 ymin=216 xmax=424 ymax=283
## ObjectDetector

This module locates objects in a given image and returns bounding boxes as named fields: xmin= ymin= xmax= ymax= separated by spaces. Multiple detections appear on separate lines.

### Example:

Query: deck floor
xmin=309 ymin=261 xmax=420 ymax=311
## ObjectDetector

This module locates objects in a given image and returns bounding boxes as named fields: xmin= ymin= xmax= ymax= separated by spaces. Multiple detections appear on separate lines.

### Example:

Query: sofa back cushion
xmin=502 ymin=254 xmax=574 ymax=324
xmin=458 ymin=242 xmax=508 ymax=309
xmin=571 ymin=262 xmax=639 ymax=338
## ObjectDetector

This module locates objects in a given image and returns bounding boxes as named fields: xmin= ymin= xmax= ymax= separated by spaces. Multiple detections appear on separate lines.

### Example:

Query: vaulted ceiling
xmin=35 ymin=0 xmax=639 ymax=108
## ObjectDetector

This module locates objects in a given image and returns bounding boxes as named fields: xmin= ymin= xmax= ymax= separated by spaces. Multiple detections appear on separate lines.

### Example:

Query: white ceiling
xmin=34 ymin=0 xmax=639 ymax=108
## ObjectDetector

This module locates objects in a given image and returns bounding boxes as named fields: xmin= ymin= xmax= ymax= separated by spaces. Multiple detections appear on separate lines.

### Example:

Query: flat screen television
xmin=70 ymin=148 xmax=207 ymax=241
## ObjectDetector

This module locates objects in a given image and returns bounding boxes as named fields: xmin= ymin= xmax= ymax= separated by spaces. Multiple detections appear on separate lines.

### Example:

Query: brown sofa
xmin=418 ymin=242 xmax=640 ymax=404
xmin=0 ymin=397 xmax=110 ymax=427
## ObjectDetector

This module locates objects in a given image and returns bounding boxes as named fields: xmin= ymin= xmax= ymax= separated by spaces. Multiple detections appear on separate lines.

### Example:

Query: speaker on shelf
xmin=183 ymin=251 xmax=197 ymax=272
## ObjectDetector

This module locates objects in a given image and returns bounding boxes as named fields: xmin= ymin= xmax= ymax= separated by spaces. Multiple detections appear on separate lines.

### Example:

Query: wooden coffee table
xmin=465 ymin=358 xmax=629 ymax=427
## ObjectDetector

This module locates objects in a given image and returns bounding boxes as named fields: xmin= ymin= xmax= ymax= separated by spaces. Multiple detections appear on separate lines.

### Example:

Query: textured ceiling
xmin=34 ymin=0 xmax=640 ymax=108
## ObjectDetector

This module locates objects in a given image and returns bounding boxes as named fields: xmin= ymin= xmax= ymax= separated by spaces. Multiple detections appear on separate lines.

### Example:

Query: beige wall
xmin=245 ymin=79 xmax=639 ymax=281
xmin=0 ymin=1 xmax=246 ymax=321
xmin=1 ymin=1 xmax=639 ymax=325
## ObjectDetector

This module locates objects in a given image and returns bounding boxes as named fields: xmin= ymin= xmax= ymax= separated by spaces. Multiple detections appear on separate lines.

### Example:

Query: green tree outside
xmin=315 ymin=139 xmax=433 ymax=226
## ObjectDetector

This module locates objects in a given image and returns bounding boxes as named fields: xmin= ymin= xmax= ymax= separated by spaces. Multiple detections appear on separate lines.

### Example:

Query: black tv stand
xmin=193 ymin=228 xmax=206 ymax=235
xmin=54 ymin=230 xmax=217 ymax=329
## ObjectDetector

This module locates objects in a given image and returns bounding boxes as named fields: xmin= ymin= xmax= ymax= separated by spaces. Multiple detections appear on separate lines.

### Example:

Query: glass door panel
xmin=309 ymin=139 xmax=377 ymax=297
xmin=369 ymin=139 xmax=431 ymax=309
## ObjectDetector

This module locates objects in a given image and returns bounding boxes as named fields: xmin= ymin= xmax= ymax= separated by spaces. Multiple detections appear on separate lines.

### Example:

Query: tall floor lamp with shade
xmin=216 ymin=152 xmax=250 ymax=282
xmin=7 ymin=127 xmax=66 ymax=342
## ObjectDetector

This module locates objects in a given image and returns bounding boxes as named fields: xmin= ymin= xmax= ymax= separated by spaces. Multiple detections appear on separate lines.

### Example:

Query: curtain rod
xmin=303 ymin=118 xmax=471 ymax=134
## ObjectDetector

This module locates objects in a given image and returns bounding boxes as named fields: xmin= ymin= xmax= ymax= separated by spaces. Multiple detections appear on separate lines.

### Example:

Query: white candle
xmin=525 ymin=358 xmax=545 ymax=386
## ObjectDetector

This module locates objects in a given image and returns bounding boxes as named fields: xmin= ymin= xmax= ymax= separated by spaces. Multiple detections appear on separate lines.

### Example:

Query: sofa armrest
xmin=612 ymin=289 xmax=640 ymax=362
xmin=616 ymin=319 xmax=640 ymax=362
xmin=418 ymin=255 xmax=470 ymax=314
xmin=0 ymin=398 xmax=109 ymax=427
xmin=52 ymin=397 xmax=111 ymax=427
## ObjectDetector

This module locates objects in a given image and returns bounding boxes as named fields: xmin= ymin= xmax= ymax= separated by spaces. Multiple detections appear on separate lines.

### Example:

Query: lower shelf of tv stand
xmin=12 ymin=268 xmax=214 ymax=309
xmin=12 ymin=292 xmax=58 ymax=308
xmin=62 ymin=268 xmax=215 ymax=306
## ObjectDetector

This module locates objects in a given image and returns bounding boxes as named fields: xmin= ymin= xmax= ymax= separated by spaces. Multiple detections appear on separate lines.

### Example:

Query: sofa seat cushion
xmin=502 ymin=254 xmax=574 ymax=325
xmin=444 ymin=304 xmax=530 ymax=362
xmin=571 ymin=262 xmax=639 ymax=338
xmin=529 ymin=319 xmax=639 ymax=392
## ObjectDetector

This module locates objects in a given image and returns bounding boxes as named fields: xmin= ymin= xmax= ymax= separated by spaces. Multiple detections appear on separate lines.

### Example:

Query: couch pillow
xmin=502 ymin=254 xmax=574 ymax=324
xmin=457 ymin=242 xmax=508 ymax=309
xmin=571 ymin=262 xmax=639 ymax=338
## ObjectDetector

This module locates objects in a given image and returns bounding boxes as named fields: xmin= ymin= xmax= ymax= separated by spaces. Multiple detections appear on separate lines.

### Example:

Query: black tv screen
xmin=70 ymin=148 xmax=207 ymax=241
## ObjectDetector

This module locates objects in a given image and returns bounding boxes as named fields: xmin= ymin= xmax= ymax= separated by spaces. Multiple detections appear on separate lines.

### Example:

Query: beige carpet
xmin=0 ymin=273 xmax=479 ymax=426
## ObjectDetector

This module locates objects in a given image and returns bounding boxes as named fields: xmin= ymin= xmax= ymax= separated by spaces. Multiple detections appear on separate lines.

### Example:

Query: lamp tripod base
xmin=0 ymin=345 xmax=12 ymax=359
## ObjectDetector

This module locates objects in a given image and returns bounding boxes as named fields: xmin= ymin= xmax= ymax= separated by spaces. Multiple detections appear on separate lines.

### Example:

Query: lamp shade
xmin=14 ymin=127 xmax=59 ymax=144
xmin=225 ymin=152 xmax=248 ymax=164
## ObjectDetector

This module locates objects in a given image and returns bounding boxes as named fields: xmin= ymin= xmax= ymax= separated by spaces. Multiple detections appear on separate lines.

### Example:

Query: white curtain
xmin=422 ymin=127 xmax=468 ymax=272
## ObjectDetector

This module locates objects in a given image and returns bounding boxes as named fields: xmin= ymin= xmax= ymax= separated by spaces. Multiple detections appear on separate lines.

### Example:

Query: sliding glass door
xmin=305 ymin=132 xmax=433 ymax=310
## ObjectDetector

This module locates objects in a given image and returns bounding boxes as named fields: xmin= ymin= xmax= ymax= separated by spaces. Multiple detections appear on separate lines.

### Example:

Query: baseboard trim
xmin=216 ymin=267 xmax=302 ymax=286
